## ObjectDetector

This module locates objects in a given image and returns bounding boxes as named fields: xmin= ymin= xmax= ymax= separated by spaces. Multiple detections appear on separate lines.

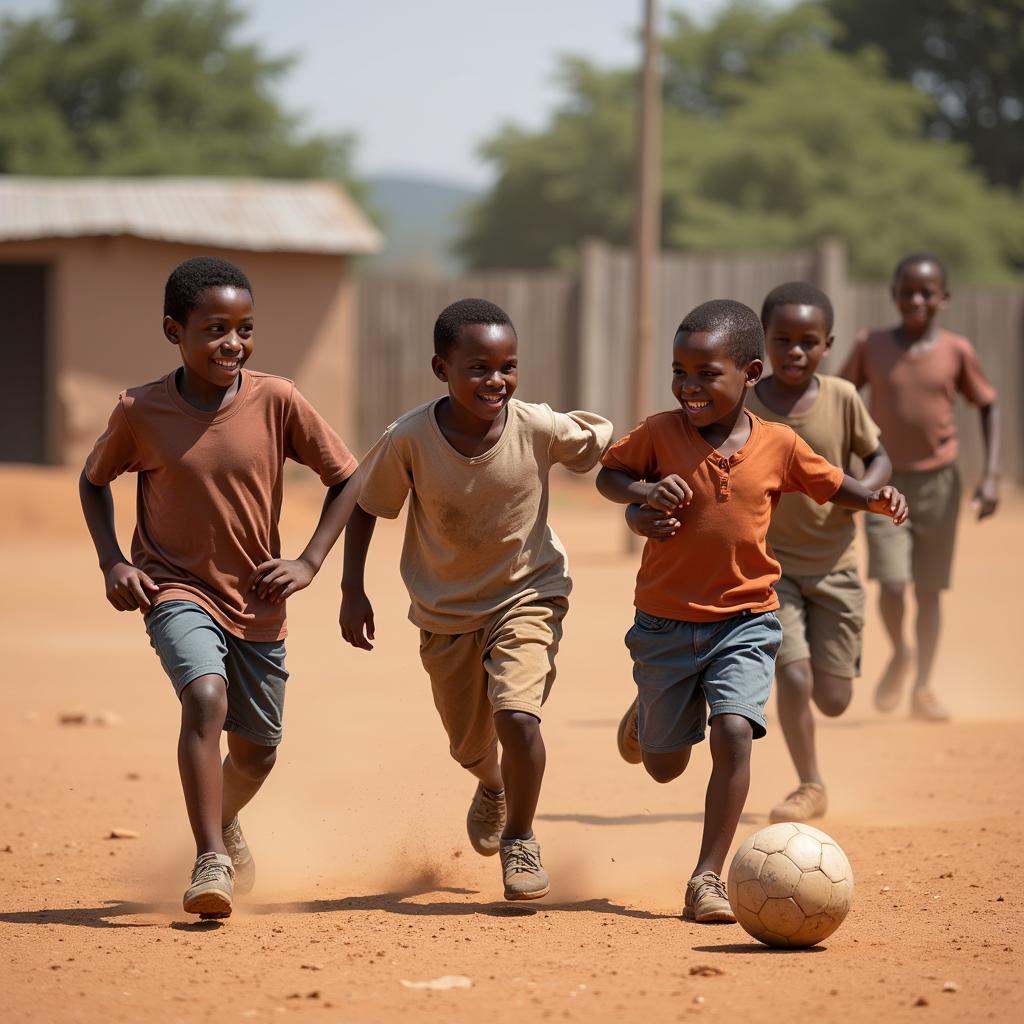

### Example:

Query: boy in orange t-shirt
xmin=841 ymin=252 xmax=1000 ymax=721
xmin=596 ymin=299 xmax=907 ymax=923
xmin=80 ymin=257 xmax=360 ymax=919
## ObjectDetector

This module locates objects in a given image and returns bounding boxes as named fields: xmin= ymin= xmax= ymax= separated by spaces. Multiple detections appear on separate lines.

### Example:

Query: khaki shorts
xmin=866 ymin=465 xmax=960 ymax=592
xmin=418 ymin=597 xmax=568 ymax=767
xmin=775 ymin=568 xmax=865 ymax=678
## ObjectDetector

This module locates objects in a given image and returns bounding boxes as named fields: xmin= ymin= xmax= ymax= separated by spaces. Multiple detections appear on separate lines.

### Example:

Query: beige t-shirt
xmin=747 ymin=375 xmax=880 ymax=577
xmin=357 ymin=398 xmax=613 ymax=634
xmin=85 ymin=370 xmax=358 ymax=641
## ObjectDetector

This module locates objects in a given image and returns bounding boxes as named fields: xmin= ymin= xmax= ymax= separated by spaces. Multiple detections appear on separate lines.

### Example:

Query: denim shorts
xmin=144 ymin=600 xmax=288 ymax=747
xmin=624 ymin=608 xmax=782 ymax=752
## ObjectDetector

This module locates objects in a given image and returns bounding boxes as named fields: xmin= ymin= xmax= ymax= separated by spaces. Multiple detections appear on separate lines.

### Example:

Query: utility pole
xmin=631 ymin=0 xmax=661 ymax=429
xmin=627 ymin=0 xmax=661 ymax=551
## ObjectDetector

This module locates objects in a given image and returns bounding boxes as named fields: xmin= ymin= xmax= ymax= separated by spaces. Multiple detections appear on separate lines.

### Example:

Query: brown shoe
xmin=683 ymin=871 xmax=735 ymax=923
xmin=910 ymin=687 xmax=950 ymax=722
xmin=769 ymin=783 xmax=828 ymax=823
xmin=874 ymin=648 xmax=912 ymax=713
xmin=499 ymin=836 xmax=550 ymax=901
xmin=466 ymin=783 xmax=506 ymax=857
xmin=616 ymin=698 xmax=642 ymax=764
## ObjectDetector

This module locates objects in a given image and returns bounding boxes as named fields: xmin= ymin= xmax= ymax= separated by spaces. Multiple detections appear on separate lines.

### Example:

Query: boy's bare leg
xmin=875 ymin=582 xmax=913 ymax=709
xmin=178 ymin=674 xmax=229 ymax=857
xmin=494 ymin=710 xmax=545 ymax=839
xmin=641 ymin=747 xmax=692 ymax=784
xmin=776 ymin=659 xmax=822 ymax=786
xmin=693 ymin=714 xmax=753 ymax=877
xmin=463 ymin=742 xmax=504 ymax=794
xmin=910 ymin=587 xmax=948 ymax=720
xmin=222 ymin=733 xmax=278 ymax=827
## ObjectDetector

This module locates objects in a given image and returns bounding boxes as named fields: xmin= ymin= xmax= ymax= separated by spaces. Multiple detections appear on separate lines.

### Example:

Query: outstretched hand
xmin=626 ymin=503 xmax=680 ymax=540
xmin=105 ymin=561 xmax=160 ymax=612
xmin=250 ymin=557 xmax=316 ymax=605
xmin=866 ymin=485 xmax=908 ymax=526
xmin=340 ymin=588 xmax=376 ymax=650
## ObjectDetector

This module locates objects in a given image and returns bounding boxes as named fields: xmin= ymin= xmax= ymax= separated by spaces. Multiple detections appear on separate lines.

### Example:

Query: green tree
xmin=459 ymin=1 xmax=1023 ymax=281
xmin=0 ymin=0 xmax=362 ymax=195
xmin=825 ymin=0 xmax=1024 ymax=188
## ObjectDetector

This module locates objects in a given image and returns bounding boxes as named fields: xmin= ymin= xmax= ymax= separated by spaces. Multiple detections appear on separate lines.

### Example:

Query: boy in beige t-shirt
xmin=80 ymin=257 xmax=360 ymax=919
xmin=340 ymin=298 xmax=612 ymax=901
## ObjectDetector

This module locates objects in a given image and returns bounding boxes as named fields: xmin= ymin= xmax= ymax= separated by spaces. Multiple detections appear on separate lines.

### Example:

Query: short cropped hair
xmin=760 ymin=281 xmax=834 ymax=334
xmin=433 ymin=297 xmax=515 ymax=357
xmin=164 ymin=256 xmax=253 ymax=324
xmin=676 ymin=298 xmax=764 ymax=366
xmin=893 ymin=250 xmax=948 ymax=288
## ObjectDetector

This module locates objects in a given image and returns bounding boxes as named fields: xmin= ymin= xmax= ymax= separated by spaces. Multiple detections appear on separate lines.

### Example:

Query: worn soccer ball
xmin=727 ymin=822 xmax=854 ymax=948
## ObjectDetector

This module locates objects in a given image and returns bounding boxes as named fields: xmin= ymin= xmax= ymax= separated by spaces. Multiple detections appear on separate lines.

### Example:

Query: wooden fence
xmin=356 ymin=240 xmax=1023 ymax=483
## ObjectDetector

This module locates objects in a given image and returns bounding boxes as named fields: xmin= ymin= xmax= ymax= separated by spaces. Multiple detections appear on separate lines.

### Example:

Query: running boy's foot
xmin=910 ymin=687 xmax=951 ymax=722
xmin=499 ymin=836 xmax=550 ymax=900
xmin=874 ymin=648 xmax=912 ymax=712
xmin=222 ymin=816 xmax=255 ymax=895
xmin=616 ymin=698 xmax=642 ymax=764
xmin=683 ymin=871 xmax=735 ymax=923
xmin=769 ymin=783 xmax=828 ymax=823
xmin=183 ymin=852 xmax=234 ymax=918
xmin=467 ymin=783 xmax=506 ymax=856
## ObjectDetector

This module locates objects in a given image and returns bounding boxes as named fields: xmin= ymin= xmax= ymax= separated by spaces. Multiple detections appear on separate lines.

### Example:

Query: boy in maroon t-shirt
xmin=841 ymin=252 xmax=1000 ymax=721
xmin=80 ymin=257 xmax=359 ymax=918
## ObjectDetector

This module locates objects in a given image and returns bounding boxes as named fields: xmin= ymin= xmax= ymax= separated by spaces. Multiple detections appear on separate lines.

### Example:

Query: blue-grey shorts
xmin=144 ymin=600 xmax=288 ymax=747
xmin=624 ymin=608 xmax=782 ymax=752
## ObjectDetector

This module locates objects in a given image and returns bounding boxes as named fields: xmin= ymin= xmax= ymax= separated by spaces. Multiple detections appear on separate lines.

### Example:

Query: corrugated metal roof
xmin=0 ymin=176 xmax=382 ymax=254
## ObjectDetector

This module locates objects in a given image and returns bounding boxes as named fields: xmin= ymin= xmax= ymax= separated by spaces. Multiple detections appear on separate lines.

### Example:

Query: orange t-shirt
xmin=601 ymin=411 xmax=845 ymax=622
xmin=840 ymin=328 xmax=996 ymax=472
xmin=85 ymin=370 xmax=358 ymax=641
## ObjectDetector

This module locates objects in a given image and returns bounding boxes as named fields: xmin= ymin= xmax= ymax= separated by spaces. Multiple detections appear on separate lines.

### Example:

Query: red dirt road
xmin=1 ymin=467 xmax=1021 ymax=1023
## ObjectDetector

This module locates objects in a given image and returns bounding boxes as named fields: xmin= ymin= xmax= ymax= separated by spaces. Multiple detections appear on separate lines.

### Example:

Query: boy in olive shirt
xmin=340 ymin=298 xmax=612 ymax=901
xmin=746 ymin=282 xmax=891 ymax=821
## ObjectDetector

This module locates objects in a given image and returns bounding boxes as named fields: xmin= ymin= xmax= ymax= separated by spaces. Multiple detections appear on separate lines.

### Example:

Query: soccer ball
xmin=727 ymin=822 xmax=854 ymax=948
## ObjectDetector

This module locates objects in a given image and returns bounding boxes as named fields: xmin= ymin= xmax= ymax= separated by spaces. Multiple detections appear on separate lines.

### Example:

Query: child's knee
xmin=231 ymin=743 xmax=277 ymax=781
xmin=181 ymin=674 xmax=227 ymax=726
xmin=709 ymin=714 xmax=753 ymax=758
xmin=777 ymin=659 xmax=813 ymax=700
xmin=642 ymin=748 xmax=690 ymax=783
xmin=493 ymin=709 xmax=541 ymax=747
xmin=879 ymin=580 xmax=906 ymax=601
xmin=813 ymin=673 xmax=852 ymax=718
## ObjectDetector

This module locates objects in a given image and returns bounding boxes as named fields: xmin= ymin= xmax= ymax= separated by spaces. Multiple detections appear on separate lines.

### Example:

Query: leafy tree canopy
xmin=458 ymin=1 xmax=1023 ymax=282
xmin=0 ymin=0 xmax=362 ymax=195
xmin=825 ymin=0 xmax=1024 ymax=188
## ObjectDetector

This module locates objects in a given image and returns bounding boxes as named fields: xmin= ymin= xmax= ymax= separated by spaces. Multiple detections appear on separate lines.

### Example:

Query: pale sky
xmin=0 ymin=0 xmax=762 ymax=186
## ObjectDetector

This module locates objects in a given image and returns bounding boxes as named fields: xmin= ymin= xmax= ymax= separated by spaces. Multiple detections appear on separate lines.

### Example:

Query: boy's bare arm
xmin=973 ymin=401 xmax=1001 ymax=520
xmin=251 ymin=473 xmax=362 ymax=605
xmin=339 ymin=504 xmax=378 ymax=650
xmin=596 ymin=467 xmax=693 ymax=512
xmin=858 ymin=444 xmax=892 ymax=492
xmin=79 ymin=469 xmax=159 ymax=611
xmin=831 ymin=474 xmax=908 ymax=525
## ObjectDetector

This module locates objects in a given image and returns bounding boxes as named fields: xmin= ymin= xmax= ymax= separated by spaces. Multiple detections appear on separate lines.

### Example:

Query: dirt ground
xmin=1 ymin=465 xmax=1021 ymax=1024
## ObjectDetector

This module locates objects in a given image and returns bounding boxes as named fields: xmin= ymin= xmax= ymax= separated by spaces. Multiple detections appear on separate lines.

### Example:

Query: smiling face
xmin=892 ymin=261 xmax=948 ymax=335
xmin=164 ymin=285 xmax=254 ymax=397
xmin=671 ymin=330 xmax=762 ymax=427
xmin=764 ymin=303 xmax=833 ymax=389
xmin=431 ymin=322 xmax=519 ymax=425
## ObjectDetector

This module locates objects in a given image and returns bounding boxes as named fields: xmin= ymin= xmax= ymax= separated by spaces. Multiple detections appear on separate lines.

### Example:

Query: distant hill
xmin=366 ymin=174 xmax=481 ymax=275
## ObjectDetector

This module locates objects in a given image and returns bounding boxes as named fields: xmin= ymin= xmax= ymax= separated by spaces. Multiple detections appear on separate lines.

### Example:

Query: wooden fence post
xmin=813 ymin=238 xmax=852 ymax=360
